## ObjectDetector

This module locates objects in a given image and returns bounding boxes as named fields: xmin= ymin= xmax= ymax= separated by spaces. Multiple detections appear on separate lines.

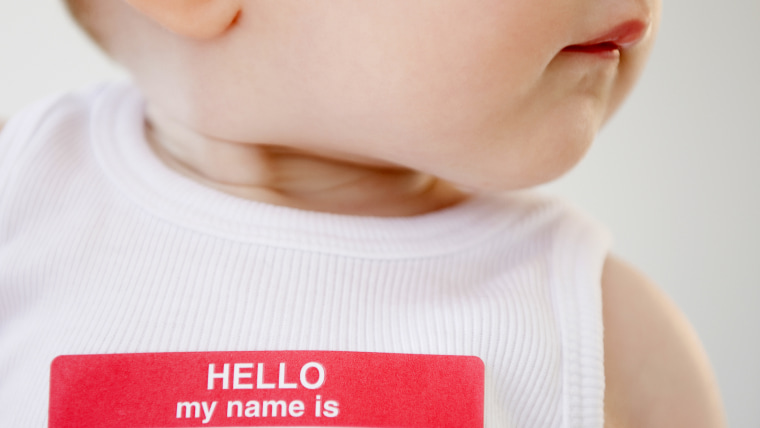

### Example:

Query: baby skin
xmin=22 ymin=0 xmax=725 ymax=425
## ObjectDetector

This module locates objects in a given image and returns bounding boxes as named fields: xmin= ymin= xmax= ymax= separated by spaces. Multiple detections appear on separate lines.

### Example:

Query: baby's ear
xmin=124 ymin=0 xmax=241 ymax=39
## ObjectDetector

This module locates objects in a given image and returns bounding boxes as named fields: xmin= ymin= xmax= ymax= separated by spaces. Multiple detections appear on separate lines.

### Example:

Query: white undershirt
xmin=0 ymin=82 xmax=611 ymax=427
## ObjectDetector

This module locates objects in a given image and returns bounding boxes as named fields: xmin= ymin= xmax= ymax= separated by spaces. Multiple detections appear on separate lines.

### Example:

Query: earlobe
xmin=124 ymin=0 xmax=241 ymax=39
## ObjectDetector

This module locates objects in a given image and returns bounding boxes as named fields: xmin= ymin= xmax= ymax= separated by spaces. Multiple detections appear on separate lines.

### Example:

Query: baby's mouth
xmin=562 ymin=19 xmax=649 ymax=55
xmin=562 ymin=42 xmax=621 ymax=54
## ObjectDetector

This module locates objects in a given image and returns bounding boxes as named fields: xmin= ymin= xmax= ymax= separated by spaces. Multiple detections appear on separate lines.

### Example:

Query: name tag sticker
xmin=49 ymin=351 xmax=484 ymax=427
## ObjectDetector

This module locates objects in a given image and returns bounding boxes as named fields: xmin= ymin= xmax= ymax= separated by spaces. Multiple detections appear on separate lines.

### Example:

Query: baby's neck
xmin=144 ymin=108 xmax=470 ymax=217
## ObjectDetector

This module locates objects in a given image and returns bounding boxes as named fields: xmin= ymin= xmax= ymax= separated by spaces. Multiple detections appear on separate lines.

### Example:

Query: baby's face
xmin=152 ymin=0 xmax=660 ymax=190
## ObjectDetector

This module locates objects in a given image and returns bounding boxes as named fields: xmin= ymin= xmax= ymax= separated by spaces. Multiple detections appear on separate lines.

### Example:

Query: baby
xmin=0 ymin=0 xmax=726 ymax=427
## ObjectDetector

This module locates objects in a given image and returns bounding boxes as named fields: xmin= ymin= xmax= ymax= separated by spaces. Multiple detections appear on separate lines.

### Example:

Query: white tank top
xmin=0 ymin=82 xmax=611 ymax=427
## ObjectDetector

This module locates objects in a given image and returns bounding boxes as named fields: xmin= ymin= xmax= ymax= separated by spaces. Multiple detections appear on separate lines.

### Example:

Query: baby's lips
xmin=565 ymin=19 xmax=649 ymax=51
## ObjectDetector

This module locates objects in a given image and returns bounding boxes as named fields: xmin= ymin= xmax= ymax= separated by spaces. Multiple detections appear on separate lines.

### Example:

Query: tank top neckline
xmin=90 ymin=81 xmax=534 ymax=258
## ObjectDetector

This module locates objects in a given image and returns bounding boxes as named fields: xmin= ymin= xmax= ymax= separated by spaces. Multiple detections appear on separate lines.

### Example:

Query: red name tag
xmin=49 ymin=351 xmax=484 ymax=427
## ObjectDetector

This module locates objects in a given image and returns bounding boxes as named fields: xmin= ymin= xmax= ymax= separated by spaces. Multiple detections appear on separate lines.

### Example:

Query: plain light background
xmin=1 ymin=0 xmax=758 ymax=426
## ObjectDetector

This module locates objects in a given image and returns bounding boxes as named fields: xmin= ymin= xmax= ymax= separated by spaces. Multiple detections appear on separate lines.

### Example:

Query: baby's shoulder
xmin=601 ymin=255 xmax=726 ymax=428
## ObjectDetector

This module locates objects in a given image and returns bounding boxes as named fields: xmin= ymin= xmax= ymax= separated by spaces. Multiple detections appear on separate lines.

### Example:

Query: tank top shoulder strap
xmin=0 ymin=83 xmax=110 ymax=193
xmin=544 ymin=198 xmax=612 ymax=427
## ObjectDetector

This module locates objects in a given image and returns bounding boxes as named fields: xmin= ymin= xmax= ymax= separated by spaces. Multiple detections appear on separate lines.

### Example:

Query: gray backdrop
xmin=1 ymin=0 xmax=758 ymax=426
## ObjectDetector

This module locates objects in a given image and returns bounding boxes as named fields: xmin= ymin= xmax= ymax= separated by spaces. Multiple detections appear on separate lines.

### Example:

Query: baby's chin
xmin=442 ymin=161 xmax=582 ymax=194
xmin=410 ymin=128 xmax=597 ymax=195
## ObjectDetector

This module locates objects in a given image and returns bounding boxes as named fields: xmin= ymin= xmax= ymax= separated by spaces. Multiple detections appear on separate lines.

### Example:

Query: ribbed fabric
xmin=0 ymin=82 xmax=612 ymax=427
